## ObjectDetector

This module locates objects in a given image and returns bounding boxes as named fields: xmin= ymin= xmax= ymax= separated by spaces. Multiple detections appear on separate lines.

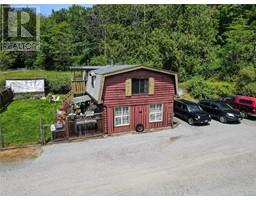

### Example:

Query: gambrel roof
xmin=92 ymin=65 xmax=138 ymax=75
xmin=86 ymin=65 xmax=178 ymax=103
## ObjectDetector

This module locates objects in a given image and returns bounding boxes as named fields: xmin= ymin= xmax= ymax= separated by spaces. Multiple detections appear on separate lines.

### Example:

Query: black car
xmin=198 ymin=100 xmax=242 ymax=123
xmin=174 ymin=99 xmax=211 ymax=125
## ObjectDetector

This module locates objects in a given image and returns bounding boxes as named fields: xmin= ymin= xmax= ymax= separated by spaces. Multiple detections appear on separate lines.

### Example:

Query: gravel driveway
xmin=1 ymin=118 xmax=256 ymax=195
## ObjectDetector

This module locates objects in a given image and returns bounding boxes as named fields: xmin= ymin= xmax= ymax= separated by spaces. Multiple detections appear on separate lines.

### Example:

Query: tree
xmin=0 ymin=52 xmax=15 ymax=70
xmin=220 ymin=17 xmax=256 ymax=81
xmin=35 ymin=17 xmax=72 ymax=70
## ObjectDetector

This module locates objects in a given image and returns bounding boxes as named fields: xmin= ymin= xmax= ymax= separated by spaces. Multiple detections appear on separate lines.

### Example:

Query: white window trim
xmin=149 ymin=104 xmax=163 ymax=123
xmin=114 ymin=106 xmax=130 ymax=127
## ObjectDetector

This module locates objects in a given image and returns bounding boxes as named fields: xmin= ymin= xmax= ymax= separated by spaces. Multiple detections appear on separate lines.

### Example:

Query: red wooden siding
xmin=101 ymin=69 xmax=176 ymax=134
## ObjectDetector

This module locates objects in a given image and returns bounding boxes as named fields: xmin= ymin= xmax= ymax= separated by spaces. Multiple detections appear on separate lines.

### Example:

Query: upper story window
xmin=132 ymin=79 xmax=148 ymax=95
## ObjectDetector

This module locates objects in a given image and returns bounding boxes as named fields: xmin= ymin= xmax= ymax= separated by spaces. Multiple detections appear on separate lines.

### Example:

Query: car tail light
xmin=253 ymin=107 xmax=256 ymax=113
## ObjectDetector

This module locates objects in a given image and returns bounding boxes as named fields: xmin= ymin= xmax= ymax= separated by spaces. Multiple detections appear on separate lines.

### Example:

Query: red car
xmin=222 ymin=95 xmax=256 ymax=118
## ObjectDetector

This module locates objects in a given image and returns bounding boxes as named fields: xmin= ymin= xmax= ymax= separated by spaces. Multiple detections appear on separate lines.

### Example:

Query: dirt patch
xmin=0 ymin=145 xmax=42 ymax=163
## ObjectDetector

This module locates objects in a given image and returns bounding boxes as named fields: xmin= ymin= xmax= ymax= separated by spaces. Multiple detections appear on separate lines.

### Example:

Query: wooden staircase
xmin=71 ymin=80 xmax=86 ymax=96
xmin=63 ymin=90 xmax=74 ymax=104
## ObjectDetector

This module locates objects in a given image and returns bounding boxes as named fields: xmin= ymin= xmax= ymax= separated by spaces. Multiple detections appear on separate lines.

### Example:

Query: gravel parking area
xmin=0 ymin=118 xmax=256 ymax=195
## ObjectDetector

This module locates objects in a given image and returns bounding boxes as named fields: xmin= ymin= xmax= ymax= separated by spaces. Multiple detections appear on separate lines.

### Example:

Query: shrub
xmin=186 ymin=77 xmax=235 ymax=100
xmin=46 ymin=78 xmax=71 ymax=94
xmin=236 ymin=67 xmax=256 ymax=97
xmin=0 ymin=79 xmax=5 ymax=89
xmin=238 ymin=82 xmax=256 ymax=97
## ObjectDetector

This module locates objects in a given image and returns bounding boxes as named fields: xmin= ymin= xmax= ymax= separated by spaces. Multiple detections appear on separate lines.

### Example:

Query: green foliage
xmin=90 ymin=55 xmax=108 ymax=65
xmin=240 ymin=82 xmax=256 ymax=97
xmin=0 ymin=52 xmax=15 ymax=70
xmin=1 ymin=99 xmax=60 ymax=146
xmin=47 ymin=79 xmax=70 ymax=94
xmin=220 ymin=18 xmax=256 ymax=81
xmin=186 ymin=77 xmax=235 ymax=100
xmin=236 ymin=66 xmax=256 ymax=97
xmin=35 ymin=19 xmax=73 ymax=70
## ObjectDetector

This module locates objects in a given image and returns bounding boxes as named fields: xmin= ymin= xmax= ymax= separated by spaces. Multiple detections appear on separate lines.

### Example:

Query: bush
xmin=238 ymin=82 xmax=256 ymax=97
xmin=46 ymin=79 xmax=71 ymax=94
xmin=0 ymin=79 xmax=5 ymax=89
xmin=186 ymin=77 xmax=235 ymax=100
xmin=236 ymin=67 xmax=256 ymax=97
xmin=0 ymin=52 xmax=15 ymax=71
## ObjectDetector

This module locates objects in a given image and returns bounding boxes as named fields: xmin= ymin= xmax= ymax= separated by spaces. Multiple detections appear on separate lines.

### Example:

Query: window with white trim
xmin=114 ymin=106 xmax=130 ymax=127
xmin=149 ymin=104 xmax=163 ymax=122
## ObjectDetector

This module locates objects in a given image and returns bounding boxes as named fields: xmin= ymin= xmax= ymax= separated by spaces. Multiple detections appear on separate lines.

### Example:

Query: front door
xmin=134 ymin=105 xmax=146 ymax=129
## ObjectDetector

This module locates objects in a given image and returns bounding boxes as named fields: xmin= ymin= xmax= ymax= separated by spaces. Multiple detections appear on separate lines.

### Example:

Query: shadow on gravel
xmin=174 ymin=116 xmax=210 ymax=127
xmin=211 ymin=119 xmax=242 ymax=125
xmin=169 ymin=136 xmax=182 ymax=142
xmin=247 ymin=116 xmax=256 ymax=121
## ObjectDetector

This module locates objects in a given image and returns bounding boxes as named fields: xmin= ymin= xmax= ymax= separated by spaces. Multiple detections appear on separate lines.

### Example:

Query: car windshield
xmin=187 ymin=104 xmax=202 ymax=112
xmin=218 ymin=102 xmax=233 ymax=111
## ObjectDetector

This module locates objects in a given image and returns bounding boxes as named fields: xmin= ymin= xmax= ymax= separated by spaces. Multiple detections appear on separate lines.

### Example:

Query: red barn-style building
xmin=86 ymin=65 xmax=178 ymax=134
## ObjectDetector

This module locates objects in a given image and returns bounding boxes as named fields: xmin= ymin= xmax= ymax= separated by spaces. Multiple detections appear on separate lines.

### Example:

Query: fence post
xmin=40 ymin=118 xmax=46 ymax=145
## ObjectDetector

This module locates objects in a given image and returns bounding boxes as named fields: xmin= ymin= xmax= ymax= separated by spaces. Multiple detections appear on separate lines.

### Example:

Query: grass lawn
xmin=0 ymin=69 xmax=70 ymax=82
xmin=1 ymin=99 xmax=60 ymax=146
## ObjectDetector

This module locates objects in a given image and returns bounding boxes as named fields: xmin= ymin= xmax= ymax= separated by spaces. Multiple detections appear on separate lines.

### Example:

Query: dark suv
xmin=198 ymin=100 xmax=242 ymax=123
xmin=174 ymin=99 xmax=211 ymax=125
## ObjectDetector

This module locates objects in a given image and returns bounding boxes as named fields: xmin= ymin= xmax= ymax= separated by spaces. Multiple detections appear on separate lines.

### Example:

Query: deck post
xmin=65 ymin=118 xmax=70 ymax=139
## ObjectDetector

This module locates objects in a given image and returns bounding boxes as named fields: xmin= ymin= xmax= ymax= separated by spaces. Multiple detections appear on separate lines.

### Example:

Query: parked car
xmin=198 ymin=100 xmax=242 ymax=123
xmin=174 ymin=99 xmax=211 ymax=125
xmin=221 ymin=95 xmax=256 ymax=118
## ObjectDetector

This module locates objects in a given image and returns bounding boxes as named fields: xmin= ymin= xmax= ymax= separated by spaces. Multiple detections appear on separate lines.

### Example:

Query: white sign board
xmin=6 ymin=79 xmax=45 ymax=93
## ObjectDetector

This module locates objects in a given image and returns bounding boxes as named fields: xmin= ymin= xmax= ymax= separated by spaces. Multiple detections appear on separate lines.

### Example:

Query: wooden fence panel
xmin=0 ymin=88 xmax=14 ymax=111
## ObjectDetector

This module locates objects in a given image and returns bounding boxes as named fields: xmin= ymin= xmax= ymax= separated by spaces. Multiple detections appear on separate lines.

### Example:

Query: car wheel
xmin=240 ymin=111 xmax=247 ymax=119
xmin=136 ymin=124 xmax=144 ymax=132
xmin=219 ymin=116 xmax=227 ymax=123
xmin=188 ymin=118 xmax=194 ymax=125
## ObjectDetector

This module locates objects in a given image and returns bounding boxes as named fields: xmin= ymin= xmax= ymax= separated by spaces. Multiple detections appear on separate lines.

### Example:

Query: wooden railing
xmin=63 ymin=90 xmax=73 ymax=104
xmin=71 ymin=80 xmax=86 ymax=96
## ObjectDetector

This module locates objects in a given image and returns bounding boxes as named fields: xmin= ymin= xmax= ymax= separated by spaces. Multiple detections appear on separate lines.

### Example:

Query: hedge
xmin=184 ymin=77 xmax=236 ymax=100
